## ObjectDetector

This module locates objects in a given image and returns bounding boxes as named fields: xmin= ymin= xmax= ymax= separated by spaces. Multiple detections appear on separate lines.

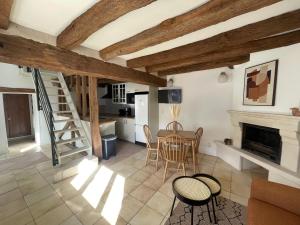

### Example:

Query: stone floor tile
xmin=0 ymin=189 xmax=23 ymax=206
xmin=29 ymin=193 xmax=63 ymax=219
xmin=60 ymin=215 xmax=83 ymax=225
xmin=95 ymin=216 xmax=127 ymax=225
xmin=130 ymin=184 xmax=155 ymax=203
xmin=143 ymin=174 xmax=163 ymax=191
xmin=35 ymin=204 xmax=72 ymax=225
xmin=0 ymin=198 xmax=27 ymax=220
xmin=146 ymin=192 xmax=173 ymax=216
xmin=230 ymin=193 xmax=248 ymax=206
xmin=0 ymin=181 xmax=18 ymax=195
xmin=0 ymin=208 xmax=33 ymax=225
xmin=24 ymin=185 xmax=56 ymax=206
xmin=124 ymin=178 xmax=141 ymax=194
xmin=18 ymin=174 xmax=48 ymax=195
xmin=76 ymin=204 xmax=102 ymax=225
xmin=119 ymin=195 xmax=143 ymax=222
xmin=130 ymin=205 xmax=164 ymax=225
xmin=129 ymin=170 xmax=151 ymax=183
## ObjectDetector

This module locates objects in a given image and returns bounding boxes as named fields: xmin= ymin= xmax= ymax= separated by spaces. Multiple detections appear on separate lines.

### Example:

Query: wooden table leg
xmin=156 ymin=138 xmax=160 ymax=171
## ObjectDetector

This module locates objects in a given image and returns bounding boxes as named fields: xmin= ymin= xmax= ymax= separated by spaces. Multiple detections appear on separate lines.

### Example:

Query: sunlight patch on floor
xmin=101 ymin=174 xmax=125 ymax=225
xmin=71 ymin=158 xmax=98 ymax=191
xmin=19 ymin=143 xmax=39 ymax=153
xmin=82 ymin=165 xmax=113 ymax=209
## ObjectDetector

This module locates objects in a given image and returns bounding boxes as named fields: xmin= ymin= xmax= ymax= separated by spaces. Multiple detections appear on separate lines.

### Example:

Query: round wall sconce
xmin=218 ymin=72 xmax=229 ymax=83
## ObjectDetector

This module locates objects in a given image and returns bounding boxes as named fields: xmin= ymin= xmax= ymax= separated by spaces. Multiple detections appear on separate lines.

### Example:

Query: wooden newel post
xmin=88 ymin=76 xmax=102 ymax=159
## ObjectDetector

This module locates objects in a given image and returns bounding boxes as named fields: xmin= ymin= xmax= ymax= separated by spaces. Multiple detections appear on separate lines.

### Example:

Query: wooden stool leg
xmin=163 ymin=161 xmax=168 ymax=183
xmin=214 ymin=196 xmax=219 ymax=206
xmin=191 ymin=205 xmax=194 ymax=225
xmin=206 ymin=203 xmax=212 ymax=223
xmin=170 ymin=196 xmax=176 ymax=216
xmin=212 ymin=198 xmax=217 ymax=224
xmin=145 ymin=149 xmax=150 ymax=166
xmin=155 ymin=150 xmax=159 ymax=171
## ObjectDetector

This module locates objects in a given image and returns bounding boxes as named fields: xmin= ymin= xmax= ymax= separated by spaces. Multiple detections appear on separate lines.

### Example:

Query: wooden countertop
xmin=82 ymin=116 xmax=116 ymax=125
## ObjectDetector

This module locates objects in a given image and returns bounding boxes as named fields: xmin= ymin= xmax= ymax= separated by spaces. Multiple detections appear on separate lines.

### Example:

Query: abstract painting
xmin=243 ymin=60 xmax=278 ymax=106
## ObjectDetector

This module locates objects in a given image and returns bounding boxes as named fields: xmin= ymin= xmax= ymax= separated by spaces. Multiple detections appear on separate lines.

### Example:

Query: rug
xmin=165 ymin=197 xmax=247 ymax=225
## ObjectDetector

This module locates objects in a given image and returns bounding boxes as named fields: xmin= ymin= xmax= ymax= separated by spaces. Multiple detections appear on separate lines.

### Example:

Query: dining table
xmin=156 ymin=129 xmax=198 ymax=173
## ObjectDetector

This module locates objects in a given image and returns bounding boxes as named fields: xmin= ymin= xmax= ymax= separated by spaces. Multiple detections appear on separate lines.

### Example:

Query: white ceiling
xmin=9 ymin=0 xmax=300 ymax=61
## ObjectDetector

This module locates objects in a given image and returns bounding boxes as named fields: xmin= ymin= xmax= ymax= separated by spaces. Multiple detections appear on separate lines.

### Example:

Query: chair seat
xmin=173 ymin=177 xmax=211 ymax=202
xmin=248 ymin=199 xmax=300 ymax=225
xmin=148 ymin=142 xmax=158 ymax=149
xmin=193 ymin=175 xmax=221 ymax=195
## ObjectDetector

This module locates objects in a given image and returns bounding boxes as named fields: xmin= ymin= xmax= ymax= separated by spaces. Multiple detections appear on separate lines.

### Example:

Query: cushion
xmin=248 ymin=199 xmax=300 ymax=225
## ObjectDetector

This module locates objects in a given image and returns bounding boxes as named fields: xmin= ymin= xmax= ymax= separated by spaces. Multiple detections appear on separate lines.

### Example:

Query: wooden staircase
xmin=32 ymin=69 xmax=92 ymax=166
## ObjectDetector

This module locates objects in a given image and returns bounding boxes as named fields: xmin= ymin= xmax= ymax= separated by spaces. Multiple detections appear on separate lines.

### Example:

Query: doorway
xmin=3 ymin=94 xmax=34 ymax=141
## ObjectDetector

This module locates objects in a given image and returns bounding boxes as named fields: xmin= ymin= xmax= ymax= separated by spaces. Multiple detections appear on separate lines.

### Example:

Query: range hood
xmin=101 ymin=84 xmax=112 ymax=99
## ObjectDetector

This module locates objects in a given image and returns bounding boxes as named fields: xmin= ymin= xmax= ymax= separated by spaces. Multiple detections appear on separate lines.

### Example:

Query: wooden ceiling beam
xmin=57 ymin=0 xmax=155 ymax=49
xmin=100 ymin=0 xmax=281 ymax=60
xmin=0 ymin=0 xmax=14 ymax=29
xmin=0 ymin=33 xmax=166 ymax=87
xmin=147 ymin=30 xmax=300 ymax=72
xmin=158 ymin=55 xmax=250 ymax=76
xmin=127 ymin=9 xmax=300 ymax=68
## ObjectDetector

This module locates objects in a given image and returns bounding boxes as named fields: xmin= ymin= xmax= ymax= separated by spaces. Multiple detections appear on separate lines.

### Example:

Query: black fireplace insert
xmin=242 ymin=123 xmax=282 ymax=164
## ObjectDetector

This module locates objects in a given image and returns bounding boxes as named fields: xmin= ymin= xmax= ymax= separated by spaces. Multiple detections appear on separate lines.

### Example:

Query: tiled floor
xmin=0 ymin=140 xmax=267 ymax=225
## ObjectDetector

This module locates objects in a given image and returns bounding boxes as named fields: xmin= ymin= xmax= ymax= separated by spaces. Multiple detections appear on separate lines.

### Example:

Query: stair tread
xmin=53 ymin=110 xmax=73 ymax=113
xmin=59 ymin=146 xmax=90 ymax=157
xmin=50 ymin=102 xmax=68 ymax=105
xmin=53 ymin=119 xmax=77 ymax=123
xmin=53 ymin=127 xmax=81 ymax=134
xmin=56 ymin=137 xmax=86 ymax=145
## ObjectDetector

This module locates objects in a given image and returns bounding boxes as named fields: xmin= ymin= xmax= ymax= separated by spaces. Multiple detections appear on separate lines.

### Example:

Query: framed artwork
xmin=243 ymin=60 xmax=278 ymax=106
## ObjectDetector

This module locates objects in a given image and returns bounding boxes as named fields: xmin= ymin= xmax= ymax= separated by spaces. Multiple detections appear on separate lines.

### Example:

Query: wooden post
xmin=89 ymin=76 xmax=102 ymax=159
xmin=75 ymin=75 xmax=82 ymax=115
xmin=81 ymin=76 xmax=87 ymax=118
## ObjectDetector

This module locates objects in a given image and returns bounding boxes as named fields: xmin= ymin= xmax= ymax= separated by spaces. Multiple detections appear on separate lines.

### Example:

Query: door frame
xmin=2 ymin=90 xmax=35 ymax=142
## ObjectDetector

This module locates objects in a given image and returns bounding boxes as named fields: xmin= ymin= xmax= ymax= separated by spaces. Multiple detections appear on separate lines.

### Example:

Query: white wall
xmin=0 ymin=62 xmax=50 ymax=154
xmin=159 ymin=68 xmax=234 ymax=155
xmin=232 ymin=43 xmax=300 ymax=113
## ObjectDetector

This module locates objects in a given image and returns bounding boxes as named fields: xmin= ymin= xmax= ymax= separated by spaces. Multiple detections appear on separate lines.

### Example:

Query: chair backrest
xmin=143 ymin=125 xmax=153 ymax=148
xmin=166 ymin=121 xmax=183 ymax=131
xmin=194 ymin=127 xmax=204 ymax=152
xmin=161 ymin=134 xmax=189 ymax=163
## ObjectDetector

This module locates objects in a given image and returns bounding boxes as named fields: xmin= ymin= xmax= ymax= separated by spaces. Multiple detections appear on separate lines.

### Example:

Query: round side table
xmin=193 ymin=174 xmax=221 ymax=224
xmin=171 ymin=176 xmax=212 ymax=225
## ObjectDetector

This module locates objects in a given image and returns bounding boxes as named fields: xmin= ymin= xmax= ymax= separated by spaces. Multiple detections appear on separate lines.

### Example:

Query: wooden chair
xmin=186 ymin=127 xmax=204 ymax=168
xmin=143 ymin=125 xmax=160 ymax=171
xmin=161 ymin=134 xmax=190 ymax=182
xmin=166 ymin=121 xmax=183 ymax=131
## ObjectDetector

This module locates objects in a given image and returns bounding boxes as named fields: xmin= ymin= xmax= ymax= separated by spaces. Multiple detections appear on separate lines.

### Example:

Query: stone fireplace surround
xmin=216 ymin=110 xmax=300 ymax=188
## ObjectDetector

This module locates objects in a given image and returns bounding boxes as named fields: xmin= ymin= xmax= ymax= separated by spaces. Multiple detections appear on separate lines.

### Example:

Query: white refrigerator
xmin=135 ymin=94 xmax=149 ymax=143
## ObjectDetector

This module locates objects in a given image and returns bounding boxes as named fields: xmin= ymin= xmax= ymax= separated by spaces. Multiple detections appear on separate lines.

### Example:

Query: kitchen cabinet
xmin=112 ymin=83 xmax=126 ymax=104
xmin=115 ymin=118 xmax=135 ymax=143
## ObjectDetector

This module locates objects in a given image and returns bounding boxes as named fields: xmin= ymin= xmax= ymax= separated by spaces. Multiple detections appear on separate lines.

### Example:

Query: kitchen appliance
xmin=119 ymin=108 xmax=126 ymax=116
xmin=135 ymin=93 xmax=149 ymax=144
xmin=124 ymin=107 xmax=132 ymax=117
xmin=126 ymin=93 xmax=135 ymax=104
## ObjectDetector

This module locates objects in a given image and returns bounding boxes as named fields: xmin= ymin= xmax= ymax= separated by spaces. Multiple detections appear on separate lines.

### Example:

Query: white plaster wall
xmin=159 ymin=68 xmax=234 ymax=155
xmin=0 ymin=62 xmax=51 ymax=153
xmin=232 ymin=43 xmax=300 ymax=113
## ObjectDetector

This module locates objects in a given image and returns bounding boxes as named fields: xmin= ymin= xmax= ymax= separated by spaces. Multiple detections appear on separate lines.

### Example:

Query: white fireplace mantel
xmin=216 ymin=110 xmax=300 ymax=188
xmin=228 ymin=110 xmax=300 ymax=173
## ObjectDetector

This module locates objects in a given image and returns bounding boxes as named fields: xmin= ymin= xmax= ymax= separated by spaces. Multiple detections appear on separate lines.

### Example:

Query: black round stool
xmin=193 ymin=174 xmax=221 ymax=224
xmin=170 ymin=176 xmax=212 ymax=225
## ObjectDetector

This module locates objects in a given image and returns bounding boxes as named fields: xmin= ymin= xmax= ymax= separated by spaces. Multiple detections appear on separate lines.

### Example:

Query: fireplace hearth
xmin=242 ymin=123 xmax=282 ymax=164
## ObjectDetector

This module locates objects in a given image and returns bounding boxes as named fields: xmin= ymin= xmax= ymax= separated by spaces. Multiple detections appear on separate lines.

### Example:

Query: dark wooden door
xmin=3 ymin=94 xmax=32 ymax=138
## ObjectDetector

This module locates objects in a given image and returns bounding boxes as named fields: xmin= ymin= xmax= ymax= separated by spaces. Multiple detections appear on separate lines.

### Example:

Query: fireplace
xmin=242 ymin=123 xmax=282 ymax=164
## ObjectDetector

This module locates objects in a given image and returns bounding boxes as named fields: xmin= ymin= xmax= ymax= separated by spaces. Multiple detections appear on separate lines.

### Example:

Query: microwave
xmin=126 ymin=93 xmax=135 ymax=104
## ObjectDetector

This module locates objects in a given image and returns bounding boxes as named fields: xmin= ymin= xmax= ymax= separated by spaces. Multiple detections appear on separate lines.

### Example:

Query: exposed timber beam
xmin=89 ymin=76 xmax=102 ymax=159
xmin=158 ymin=55 xmax=250 ymax=76
xmin=57 ymin=0 xmax=155 ymax=49
xmin=0 ymin=33 xmax=166 ymax=87
xmin=127 ymin=9 xmax=300 ymax=68
xmin=147 ymin=30 xmax=300 ymax=72
xmin=100 ymin=0 xmax=281 ymax=60
xmin=0 ymin=0 xmax=13 ymax=29
xmin=0 ymin=86 xmax=35 ymax=93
